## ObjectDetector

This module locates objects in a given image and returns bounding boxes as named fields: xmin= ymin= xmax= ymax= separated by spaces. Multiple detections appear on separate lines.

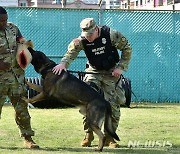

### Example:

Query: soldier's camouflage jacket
xmin=0 ymin=22 xmax=25 ymax=84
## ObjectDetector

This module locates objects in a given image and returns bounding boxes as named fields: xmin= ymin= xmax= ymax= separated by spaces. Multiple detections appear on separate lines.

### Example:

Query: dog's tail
xmin=104 ymin=103 xmax=120 ymax=141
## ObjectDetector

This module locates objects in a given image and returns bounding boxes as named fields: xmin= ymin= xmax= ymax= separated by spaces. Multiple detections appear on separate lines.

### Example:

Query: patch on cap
xmin=80 ymin=18 xmax=96 ymax=37
xmin=16 ymin=44 xmax=32 ymax=69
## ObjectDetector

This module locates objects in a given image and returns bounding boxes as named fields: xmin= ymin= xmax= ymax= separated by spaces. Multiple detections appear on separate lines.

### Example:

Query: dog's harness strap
xmin=41 ymin=63 xmax=57 ymax=78
xmin=68 ymin=70 xmax=122 ymax=91
xmin=68 ymin=70 xmax=111 ymax=75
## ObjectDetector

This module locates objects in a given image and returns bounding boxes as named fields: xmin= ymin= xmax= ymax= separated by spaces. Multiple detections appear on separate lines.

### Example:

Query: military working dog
xmin=23 ymin=47 xmax=120 ymax=151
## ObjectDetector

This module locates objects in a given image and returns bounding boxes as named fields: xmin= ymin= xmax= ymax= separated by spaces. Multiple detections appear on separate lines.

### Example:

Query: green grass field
xmin=0 ymin=103 xmax=179 ymax=154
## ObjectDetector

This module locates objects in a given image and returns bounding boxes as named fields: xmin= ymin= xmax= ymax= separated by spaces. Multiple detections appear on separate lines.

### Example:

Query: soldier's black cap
xmin=0 ymin=6 xmax=7 ymax=15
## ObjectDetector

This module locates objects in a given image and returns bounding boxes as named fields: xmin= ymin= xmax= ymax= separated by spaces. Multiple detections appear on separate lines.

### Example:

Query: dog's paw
xmin=95 ymin=147 xmax=103 ymax=152
xmin=22 ymin=97 xmax=30 ymax=104
xmin=25 ymin=79 xmax=28 ymax=84
xmin=25 ymin=80 xmax=32 ymax=87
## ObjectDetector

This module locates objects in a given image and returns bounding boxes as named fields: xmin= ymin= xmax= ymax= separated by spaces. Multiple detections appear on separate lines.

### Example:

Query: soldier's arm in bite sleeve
xmin=16 ymin=26 xmax=23 ymax=42
xmin=15 ymin=25 xmax=34 ymax=48
xmin=110 ymin=28 xmax=132 ymax=71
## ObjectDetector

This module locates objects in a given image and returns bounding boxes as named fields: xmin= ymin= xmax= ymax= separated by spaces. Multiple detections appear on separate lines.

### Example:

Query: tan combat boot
xmin=104 ymin=135 xmax=120 ymax=148
xmin=24 ymin=136 xmax=40 ymax=149
xmin=81 ymin=132 xmax=94 ymax=147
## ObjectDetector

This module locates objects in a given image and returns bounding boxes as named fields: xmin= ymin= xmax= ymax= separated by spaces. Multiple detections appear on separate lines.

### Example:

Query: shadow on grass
xmin=0 ymin=147 xmax=21 ymax=150
xmin=1 ymin=146 xmax=179 ymax=153
xmin=130 ymin=106 xmax=168 ymax=109
xmin=129 ymin=104 xmax=177 ymax=109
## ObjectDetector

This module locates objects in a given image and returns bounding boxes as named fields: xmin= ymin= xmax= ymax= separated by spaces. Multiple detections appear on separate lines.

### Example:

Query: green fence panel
xmin=5 ymin=7 xmax=180 ymax=103
xmin=101 ymin=10 xmax=180 ymax=102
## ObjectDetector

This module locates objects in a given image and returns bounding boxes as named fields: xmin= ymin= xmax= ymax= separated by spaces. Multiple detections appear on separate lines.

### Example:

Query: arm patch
xmin=73 ymin=39 xmax=80 ymax=46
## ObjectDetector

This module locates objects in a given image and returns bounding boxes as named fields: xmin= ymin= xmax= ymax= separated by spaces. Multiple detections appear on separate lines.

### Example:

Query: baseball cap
xmin=80 ymin=18 xmax=96 ymax=37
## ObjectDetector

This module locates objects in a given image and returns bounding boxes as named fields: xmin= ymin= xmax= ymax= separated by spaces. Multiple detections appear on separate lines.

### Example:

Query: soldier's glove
xmin=0 ymin=60 xmax=10 ymax=71
xmin=19 ymin=38 xmax=34 ymax=48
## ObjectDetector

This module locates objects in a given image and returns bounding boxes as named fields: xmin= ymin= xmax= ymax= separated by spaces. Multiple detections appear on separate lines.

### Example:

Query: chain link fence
xmin=5 ymin=7 xmax=180 ymax=103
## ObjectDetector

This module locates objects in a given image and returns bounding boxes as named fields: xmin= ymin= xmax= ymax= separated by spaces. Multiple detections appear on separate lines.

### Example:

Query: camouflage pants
xmin=82 ymin=66 xmax=126 ymax=134
xmin=0 ymin=82 xmax=34 ymax=137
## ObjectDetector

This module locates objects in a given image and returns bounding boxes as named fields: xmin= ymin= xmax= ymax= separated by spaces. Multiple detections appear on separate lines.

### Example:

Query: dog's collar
xmin=41 ymin=63 xmax=57 ymax=79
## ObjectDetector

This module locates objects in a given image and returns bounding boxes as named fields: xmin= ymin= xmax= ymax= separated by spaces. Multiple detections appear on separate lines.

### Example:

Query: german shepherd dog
xmin=23 ymin=47 xmax=120 ymax=151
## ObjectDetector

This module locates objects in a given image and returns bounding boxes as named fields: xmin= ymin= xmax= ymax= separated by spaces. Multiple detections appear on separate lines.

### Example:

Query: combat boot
xmin=81 ymin=132 xmax=94 ymax=147
xmin=24 ymin=136 xmax=40 ymax=149
xmin=104 ymin=135 xmax=120 ymax=148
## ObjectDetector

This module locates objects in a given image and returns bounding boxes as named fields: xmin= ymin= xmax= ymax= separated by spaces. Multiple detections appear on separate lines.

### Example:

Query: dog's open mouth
xmin=16 ymin=44 xmax=32 ymax=69
xmin=19 ymin=50 xmax=28 ymax=69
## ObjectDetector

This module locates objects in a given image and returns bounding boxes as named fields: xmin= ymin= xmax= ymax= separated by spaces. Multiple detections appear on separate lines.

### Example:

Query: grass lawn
xmin=0 ymin=103 xmax=179 ymax=154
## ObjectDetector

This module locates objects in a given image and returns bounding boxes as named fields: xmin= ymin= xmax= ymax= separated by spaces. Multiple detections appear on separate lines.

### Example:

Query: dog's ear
xmin=27 ymin=47 xmax=35 ymax=54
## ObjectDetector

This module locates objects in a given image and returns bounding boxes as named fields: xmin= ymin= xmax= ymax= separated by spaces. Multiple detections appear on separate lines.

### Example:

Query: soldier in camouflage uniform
xmin=53 ymin=18 xmax=132 ymax=148
xmin=0 ymin=6 xmax=39 ymax=149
